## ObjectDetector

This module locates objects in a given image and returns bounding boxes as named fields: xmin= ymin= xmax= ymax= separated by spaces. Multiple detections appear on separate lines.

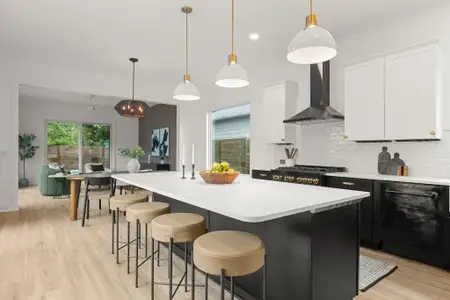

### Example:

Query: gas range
xmin=253 ymin=165 xmax=346 ymax=186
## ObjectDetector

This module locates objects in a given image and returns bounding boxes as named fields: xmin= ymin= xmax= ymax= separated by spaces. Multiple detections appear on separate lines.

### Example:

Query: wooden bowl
xmin=199 ymin=170 xmax=240 ymax=184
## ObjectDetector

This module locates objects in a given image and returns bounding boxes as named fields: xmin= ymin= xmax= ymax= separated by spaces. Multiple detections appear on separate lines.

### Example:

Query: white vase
xmin=127 ymin=158 xmax=140 ymax=173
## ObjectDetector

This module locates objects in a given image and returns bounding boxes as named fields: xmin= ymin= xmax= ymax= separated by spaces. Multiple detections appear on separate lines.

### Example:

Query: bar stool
xmin=109 ymin=193 xmax=148 ymax=264
xmin=126 ymin=202 xmax=170 ymax=287
xmin=193 ymin=230 xmax=267 ymax=300
xmin=150 ymin=213 xmax=206 ymax=300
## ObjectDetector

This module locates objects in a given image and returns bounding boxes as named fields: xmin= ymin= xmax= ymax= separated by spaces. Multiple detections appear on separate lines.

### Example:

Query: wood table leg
xmin=70 ymin=180 xmax=79 ymax=221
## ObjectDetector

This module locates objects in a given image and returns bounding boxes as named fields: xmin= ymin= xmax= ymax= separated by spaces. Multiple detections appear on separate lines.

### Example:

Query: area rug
xmin=359 ymin=255 xmax=398 ymax=292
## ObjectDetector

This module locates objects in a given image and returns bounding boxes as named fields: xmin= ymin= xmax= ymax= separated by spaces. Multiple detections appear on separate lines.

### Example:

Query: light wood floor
xmin=0 ymin=187 xmax=449 ymax=300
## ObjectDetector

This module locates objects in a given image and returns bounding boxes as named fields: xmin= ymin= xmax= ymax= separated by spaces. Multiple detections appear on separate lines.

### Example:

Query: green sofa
xmin=38 ymin=165 xmax=70 ymax=196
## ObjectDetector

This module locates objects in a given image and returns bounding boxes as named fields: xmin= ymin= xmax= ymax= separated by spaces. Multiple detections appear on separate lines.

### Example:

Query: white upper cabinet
xmin=262 ymin=81 xmax=298 ymax=144
xmin=345 ymin=58 xmax=385 ymax=141
xmin=344 ymin=42 xmax=442 ymax=141
xmin=385 ymin=44 xmax=441 ymax=140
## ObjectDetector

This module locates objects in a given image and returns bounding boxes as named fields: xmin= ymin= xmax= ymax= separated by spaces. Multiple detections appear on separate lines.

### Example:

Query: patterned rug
xmin=360 ymin=255 xmax=398 ymax=291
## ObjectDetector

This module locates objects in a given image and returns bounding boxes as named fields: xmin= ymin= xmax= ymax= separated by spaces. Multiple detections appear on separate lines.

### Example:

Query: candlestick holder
xmin=181 ymin=165 xmax=186 ymax=179
xmin=191 ymin=164 xmax=196 ymax=180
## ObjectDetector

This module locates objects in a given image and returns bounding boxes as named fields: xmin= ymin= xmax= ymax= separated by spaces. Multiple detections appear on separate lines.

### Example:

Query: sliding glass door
xmin=46 ymin=122 xmax=111 ymax=171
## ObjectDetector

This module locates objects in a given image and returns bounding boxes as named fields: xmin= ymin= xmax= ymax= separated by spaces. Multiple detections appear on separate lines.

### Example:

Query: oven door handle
xmin=385 ymin=189 xmax=438 ymax=198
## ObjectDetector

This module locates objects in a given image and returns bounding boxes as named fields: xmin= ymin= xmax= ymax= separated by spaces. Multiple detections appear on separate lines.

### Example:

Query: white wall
xmin=19 ymin=96 xmax=139 ymax=185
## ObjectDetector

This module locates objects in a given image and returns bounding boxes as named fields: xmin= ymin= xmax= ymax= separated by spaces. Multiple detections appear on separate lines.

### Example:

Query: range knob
xmin=296 ymin=177 xmax=303 ymax=183
xmin=307 ymin=178 xmax=313 ymax=184
xmin=313 ymin=179 xmax=319 ymax=185
xmin=302 ymin=178 xmax=308 ymax=184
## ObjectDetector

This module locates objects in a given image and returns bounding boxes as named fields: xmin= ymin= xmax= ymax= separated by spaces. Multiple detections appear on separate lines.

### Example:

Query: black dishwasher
xmin=381 ymin=182 xmax=450 ymax=269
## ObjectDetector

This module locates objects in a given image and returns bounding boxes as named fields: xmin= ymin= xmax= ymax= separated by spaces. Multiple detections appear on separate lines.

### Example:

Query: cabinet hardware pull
xmin=385 ymin=189 xmax=436 ymax=198
xmin=260 ymin=174 xmax=267 ymax=177
xmin=430 ymin=130 xmax=436 ymax=136
xmin=342 ymin=182 xmax=355 ymax=186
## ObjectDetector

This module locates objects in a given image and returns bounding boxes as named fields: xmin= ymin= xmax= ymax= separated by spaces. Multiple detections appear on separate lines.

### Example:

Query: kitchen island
xmin=112 ymin=172 xmax=369 ymax=300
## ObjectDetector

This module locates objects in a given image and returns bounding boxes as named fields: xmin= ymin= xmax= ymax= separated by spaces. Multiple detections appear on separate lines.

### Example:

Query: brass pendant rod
xmin=231 ymin=0 xmax=235 ymax=55
xmin=309 ymin=0 xmax=313 ymax=16
xmin=132 ymin=60 xmax=136 ymax=101
xmin=185 ymin=11 xmax=189 ymax=77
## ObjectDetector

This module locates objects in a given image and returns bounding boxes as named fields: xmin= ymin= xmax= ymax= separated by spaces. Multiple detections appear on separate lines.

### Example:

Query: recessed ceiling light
xmin=249 ymin=33 xmax=260 ymax=41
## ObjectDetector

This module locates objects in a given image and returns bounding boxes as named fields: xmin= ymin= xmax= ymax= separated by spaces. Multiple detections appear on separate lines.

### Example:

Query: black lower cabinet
xmin=325 ymin=176 xmax=380 ymax=249
xmin=154 ymin=193 xmax=360 ymax=300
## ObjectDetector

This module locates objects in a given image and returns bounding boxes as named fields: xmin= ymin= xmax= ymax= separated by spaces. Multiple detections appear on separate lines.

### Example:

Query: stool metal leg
xmin=157 ymin=242 xmax=161 ymax=267
xmin=151 ymin=237 xmax=155 ymax=300
xmin=231 ymin=276 xmax=235 ymax=300
xmin=220 ymin=269 xmax=225 ymax=300
xmin=145 ymin=223 xmax=148 ymax=257
xmin=127 ymin=221 xmax=131 ymax=274
xmin=169 ymin=238 xmax=173 ymax=300
xmin=204 ymin=274 xmax=208 ymax=300
xmin=135 ymin=219 xmax=140 ymax=288
xmin=116 ymin=207 xmax=120 ymax=264
xmin=184 ymin=242 xmax=188 ymax=292
xmin=191 ymin=254 xmax=195 ymax=300
xmin=263 ymin=254 xmax=267 ymax=300
xmin=111 ymin=210 xmax=115 ymax=254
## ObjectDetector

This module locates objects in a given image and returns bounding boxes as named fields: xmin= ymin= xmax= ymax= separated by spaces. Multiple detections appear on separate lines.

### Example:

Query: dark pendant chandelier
xmin=115 ymin=58 xmax=148 ymax=118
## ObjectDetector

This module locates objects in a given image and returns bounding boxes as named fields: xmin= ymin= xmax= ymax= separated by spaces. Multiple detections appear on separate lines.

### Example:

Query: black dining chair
xmin=81 ymin=176 xmax=112 ymax=227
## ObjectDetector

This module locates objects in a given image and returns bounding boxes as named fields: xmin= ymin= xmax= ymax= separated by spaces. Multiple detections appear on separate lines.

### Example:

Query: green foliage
xmin=82 ymin=124 xmax=110 ymax=147
xmin=19 ymin=134 xmax=40 ymax=161
xmin=47 ymin=122 xmax=78 ymax=146
xmin=118 ymin=145 xmax=145 ymax=159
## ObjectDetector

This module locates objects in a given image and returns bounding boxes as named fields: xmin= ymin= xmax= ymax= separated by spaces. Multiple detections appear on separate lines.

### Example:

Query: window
xmin=47 ymin=122 xmax=111 ymax=171
xmin=211 ymin=104 xmax=250 ymax=174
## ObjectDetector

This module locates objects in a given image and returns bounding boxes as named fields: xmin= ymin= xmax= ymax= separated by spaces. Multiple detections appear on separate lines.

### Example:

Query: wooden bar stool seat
xmin=193 ymin=231 xmax=267 ymax=300
xmin=150 ymin=213 xmax=206 ymax=300
xmin=109 ymin=193 xmax=148 ymax=265
xmin=126 ymin=202 xmax=170 ymax=287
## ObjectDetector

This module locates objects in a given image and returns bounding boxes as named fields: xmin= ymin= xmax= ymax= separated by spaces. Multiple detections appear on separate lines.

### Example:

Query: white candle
xmin=192 ymin=144 xmax=195 ymax=165
xmin=182 ymin=144 xmax=185 ymax=165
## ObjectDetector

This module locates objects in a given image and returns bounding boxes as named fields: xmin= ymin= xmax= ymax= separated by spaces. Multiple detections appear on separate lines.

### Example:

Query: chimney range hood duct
xmin=283 ymin=61 xmax=344 ymax=124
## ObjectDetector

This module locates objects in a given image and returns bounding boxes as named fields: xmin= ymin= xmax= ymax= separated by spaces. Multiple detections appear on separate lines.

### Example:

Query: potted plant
xmin=119 ymin=145 xmax=145 ymax=173
xmin=19 ymin=134 xmax=40 ymax=187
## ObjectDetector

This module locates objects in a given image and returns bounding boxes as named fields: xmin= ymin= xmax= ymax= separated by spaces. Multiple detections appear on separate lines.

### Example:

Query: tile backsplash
xmin=298 ymin=122 xmax=450 ymax=178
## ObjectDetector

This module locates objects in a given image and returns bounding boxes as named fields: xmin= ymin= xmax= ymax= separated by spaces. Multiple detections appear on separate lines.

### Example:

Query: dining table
xmin=65 ymin=170 xmax=152 ymax=221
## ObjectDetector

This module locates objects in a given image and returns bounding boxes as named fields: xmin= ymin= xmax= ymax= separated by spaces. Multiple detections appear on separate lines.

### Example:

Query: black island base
xmin=154 ymin=194 xmax=361 ymax=300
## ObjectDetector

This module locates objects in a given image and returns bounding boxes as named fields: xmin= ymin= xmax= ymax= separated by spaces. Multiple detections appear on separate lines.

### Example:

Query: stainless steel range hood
xmin=283 ymin=61 xmax=344 ymax=124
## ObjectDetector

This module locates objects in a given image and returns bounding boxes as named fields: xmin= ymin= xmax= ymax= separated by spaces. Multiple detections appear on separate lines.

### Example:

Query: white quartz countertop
xmin=326 ymin=172 xmax=450 ymax=186
xmin=112 ymin=172 xmax=369 ymax=223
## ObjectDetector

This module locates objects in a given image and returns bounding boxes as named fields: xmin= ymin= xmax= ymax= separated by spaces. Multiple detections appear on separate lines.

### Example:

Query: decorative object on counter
xmin=119 ymin=145 xmax=145 ymax=173
xmin=378 ymin=146 xmax=391 ymax=174
xmin=19 ymin=133 xmax=40 ymax=187
xmin=287 ymin=0 xmax=337 ymax=65
xmin=151 ymin=127 xmax=169 ymax=157
xmin=200 ymin=162 xmax=239 ymax=184
xmin=215 ymin=0 xmax=249 ymax=88
xmin=114 ymin=58 xmax=148 ymax=118
xmin=173 ymin=6 xmax=200 ymax=101
xmin=388 ymin=153 xmax=405 ymax=175
xmin=191 ymin=164 xmax=196 ymax=180
xmin=285 ymin=147 xmax=298 ymax=167
xmin=181 ymin=164 xmax=186 ymax=179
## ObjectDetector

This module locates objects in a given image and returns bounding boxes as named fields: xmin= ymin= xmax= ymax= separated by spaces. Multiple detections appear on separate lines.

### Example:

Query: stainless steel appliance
xmin=381 ymin=182 xmax=450 ymax=270
xmin=253 ymin=165 xmax=346 ymax=186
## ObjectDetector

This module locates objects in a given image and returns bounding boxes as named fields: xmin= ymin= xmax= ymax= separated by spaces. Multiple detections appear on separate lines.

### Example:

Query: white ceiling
xmin=19 ymin=84 xmax=159 ymax=107
xmin=1 ymin=0 xmax=446 ymax=86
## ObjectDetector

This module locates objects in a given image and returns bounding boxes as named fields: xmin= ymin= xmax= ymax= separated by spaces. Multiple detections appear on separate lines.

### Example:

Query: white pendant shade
xmin=287 ymin=25 xmax=337 ymax=64
xmin=173 ymin=80 xmax=200 ymax=101
xmin=215 ymin=62 xmax=249 ymax=88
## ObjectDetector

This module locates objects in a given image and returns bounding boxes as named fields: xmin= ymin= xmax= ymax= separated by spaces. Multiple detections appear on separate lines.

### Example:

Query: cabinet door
xmin=345 ymin=58 xmax=385 ymax=141
xmin=326 ymin=177 xmax=376 ymax=248
xmin=263 ymin=84 xmax=286 ymax=143
xmin=385 ymin=44 xmax=441 ymax=140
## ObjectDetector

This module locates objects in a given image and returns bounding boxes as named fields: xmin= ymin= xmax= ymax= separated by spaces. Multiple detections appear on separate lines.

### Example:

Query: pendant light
xmin=215 ymin=0 xmax=249 ymax=88
xmin=115 ymin=58 xmax=148 ymax=118
xmin=173 ymin=6 xmax=200 ymax=101
xmin=287 ymin=0 xmax=337 ymax=64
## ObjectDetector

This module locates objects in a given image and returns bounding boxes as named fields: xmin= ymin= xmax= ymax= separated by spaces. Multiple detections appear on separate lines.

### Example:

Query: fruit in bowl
xmin=200 ymin=162 xmax=239 ymax=184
